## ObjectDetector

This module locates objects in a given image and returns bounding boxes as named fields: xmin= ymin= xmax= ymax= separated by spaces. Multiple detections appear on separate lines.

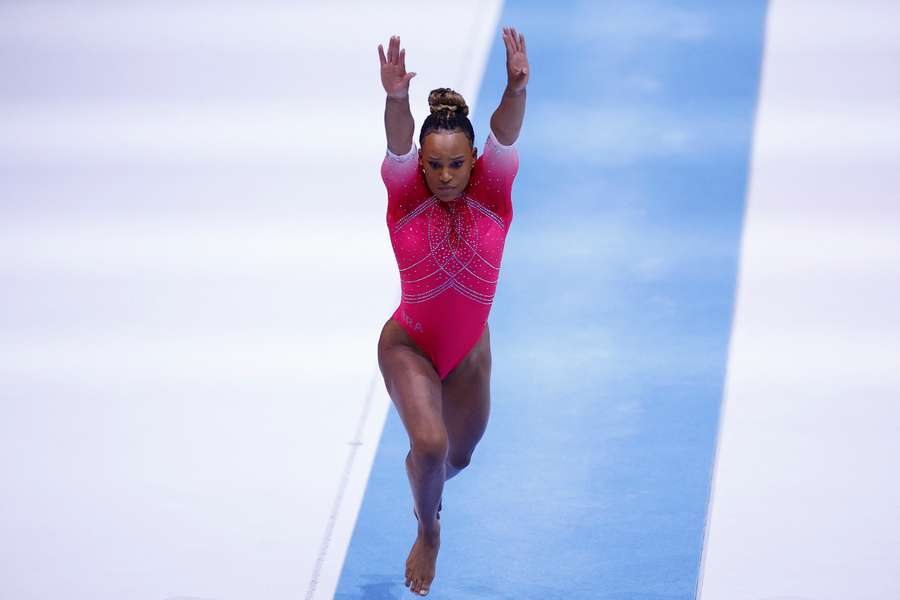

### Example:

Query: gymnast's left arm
xmin=489 ymin=26 xmax=529 ymax=146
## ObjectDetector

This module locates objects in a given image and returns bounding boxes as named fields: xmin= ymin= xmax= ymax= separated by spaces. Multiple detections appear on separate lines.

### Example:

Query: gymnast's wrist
xmin=386 ymin=91 xmax=410 ymax=102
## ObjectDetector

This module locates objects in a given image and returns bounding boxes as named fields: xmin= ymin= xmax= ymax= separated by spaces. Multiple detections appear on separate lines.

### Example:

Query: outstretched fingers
xmin=379 ymin=34 xmax=416 ymax=96
xmin=380 ymin=37 xmax=406 ymax=68
xmin=502 ymin=28 xmax=513 ymax=55
xmin=383 ymin=35 xmax=409 ymax=67
xmin=502 ymin=27 xmax=515 ymax=51
xmin=378 ymin=35 xmax=396 ymax=66
xmin=503 ymin=26 xmax=527 ymax=54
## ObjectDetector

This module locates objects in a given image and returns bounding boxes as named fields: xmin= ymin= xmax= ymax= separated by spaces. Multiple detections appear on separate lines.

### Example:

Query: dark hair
xmin=419 ymin=88 xmax=475 ymax=148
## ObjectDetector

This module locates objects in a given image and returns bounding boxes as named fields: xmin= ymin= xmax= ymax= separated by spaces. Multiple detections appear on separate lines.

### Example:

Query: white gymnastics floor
xmin=697 ymin=1 xmax=900 ymax=598
xmin=0 ymin=2 xmax=501 ymax=599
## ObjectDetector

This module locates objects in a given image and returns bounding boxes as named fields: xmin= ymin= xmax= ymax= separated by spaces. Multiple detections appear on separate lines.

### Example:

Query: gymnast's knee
xmin=410 ymin=433 xmax=449 ymax=467
xmin=447 ymin=452 xmax=472 ymax=471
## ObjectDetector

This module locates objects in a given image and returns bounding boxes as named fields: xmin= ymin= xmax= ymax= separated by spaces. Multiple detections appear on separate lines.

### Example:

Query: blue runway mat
xmin=337 ymin=1 xmax=767 ymax=598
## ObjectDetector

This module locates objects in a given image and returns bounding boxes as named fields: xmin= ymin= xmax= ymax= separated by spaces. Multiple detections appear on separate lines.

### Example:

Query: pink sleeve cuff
xmin=386 ymin=143 xmax=418 ymax=162
xmin=487 ymin=128 xmax=516 ymax=150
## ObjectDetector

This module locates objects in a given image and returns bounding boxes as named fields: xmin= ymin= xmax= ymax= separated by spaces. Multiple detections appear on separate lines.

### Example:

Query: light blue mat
xmin=336 ymin=2 xmax=767 ymax=597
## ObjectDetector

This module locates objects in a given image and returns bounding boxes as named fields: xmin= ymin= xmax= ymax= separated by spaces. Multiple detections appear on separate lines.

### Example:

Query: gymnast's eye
xmin=451 ymin=161 xmax=463 ymax=168
xmin=429 ymin=162 xmax=441 ymax=169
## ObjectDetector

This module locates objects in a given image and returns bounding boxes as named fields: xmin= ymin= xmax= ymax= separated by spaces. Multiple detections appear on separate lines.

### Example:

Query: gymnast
xmin=376 ymin=26 xmax=529 ymax=596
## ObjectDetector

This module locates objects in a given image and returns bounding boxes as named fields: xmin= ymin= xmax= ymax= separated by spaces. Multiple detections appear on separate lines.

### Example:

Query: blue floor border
xmin=337 ymin=2 xmax=767 ymax=598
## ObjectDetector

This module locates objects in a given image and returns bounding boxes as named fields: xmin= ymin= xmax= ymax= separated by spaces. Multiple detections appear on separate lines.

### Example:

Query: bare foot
xmin=405 ymin=518 xmax=440 ymax=596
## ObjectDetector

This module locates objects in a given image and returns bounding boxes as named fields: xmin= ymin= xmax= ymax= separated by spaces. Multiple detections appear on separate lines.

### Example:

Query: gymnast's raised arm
xmin=378 ymin=35 xmax=417 ymax=156
xmin=490 ymin=26 xmax=529 ymax=146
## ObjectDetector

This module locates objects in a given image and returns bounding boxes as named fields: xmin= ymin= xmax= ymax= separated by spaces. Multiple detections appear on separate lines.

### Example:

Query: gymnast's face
xmin=419 ymin=130 xmax=478 ymax=202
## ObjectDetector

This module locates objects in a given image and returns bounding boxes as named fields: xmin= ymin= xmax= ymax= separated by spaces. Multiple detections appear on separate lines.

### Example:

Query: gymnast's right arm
xmin=378 ymin=35 xmax=417 ymax=156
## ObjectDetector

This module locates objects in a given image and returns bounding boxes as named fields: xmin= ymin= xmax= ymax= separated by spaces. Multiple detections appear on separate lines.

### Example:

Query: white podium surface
xmin=697 ymin=2 xmax=900 ymax=599
xmin=0 ymin=3 xmax=501 ymax=599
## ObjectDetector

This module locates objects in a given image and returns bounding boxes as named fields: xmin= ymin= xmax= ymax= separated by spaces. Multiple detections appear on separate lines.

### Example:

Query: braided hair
xmin=419 ymin=88 xmax=475 ymax=148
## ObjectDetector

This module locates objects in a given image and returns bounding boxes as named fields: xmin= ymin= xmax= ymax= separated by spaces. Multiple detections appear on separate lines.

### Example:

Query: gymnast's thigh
xmin=440 ymin=322 xmax=491 ymax=462
xmin=377 ymin=318 xmax=445 ymax=446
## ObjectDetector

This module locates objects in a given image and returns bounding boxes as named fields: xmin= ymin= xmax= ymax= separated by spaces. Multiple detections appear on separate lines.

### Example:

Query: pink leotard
xmin=382 ymin=129 xmax=519 ymax=380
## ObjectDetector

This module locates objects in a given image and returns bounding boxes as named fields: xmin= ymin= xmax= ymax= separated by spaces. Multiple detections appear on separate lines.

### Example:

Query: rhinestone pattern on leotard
xmin=393 ymin=195 xmax=505 ymax=305
xmin=381 ymin=130 xmax=517 ymax=379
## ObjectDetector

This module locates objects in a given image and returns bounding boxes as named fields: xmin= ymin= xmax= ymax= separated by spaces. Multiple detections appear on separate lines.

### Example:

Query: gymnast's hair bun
xmin=428 ymin=88 xmax=469 ymax=117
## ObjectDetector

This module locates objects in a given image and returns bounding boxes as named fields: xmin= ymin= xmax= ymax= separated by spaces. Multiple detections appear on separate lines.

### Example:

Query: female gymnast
xmin=375 ymin=26 xmax=529 ymax=596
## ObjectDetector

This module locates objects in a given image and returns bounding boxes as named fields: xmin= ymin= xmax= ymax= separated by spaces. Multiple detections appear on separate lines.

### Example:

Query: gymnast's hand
xmin=502 ymin=26 xmax=529 ymax=93
xmin=378 ymin=35 xmax=417 ymax=99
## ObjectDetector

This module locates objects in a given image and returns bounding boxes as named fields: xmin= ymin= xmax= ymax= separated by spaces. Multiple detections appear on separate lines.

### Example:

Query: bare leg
xmin=406 ymin=448 xmax=445 ymax=527
xmin=378 ymin=319 xmax=444 ymax=596
xmin=444 ymin=460 xmax=464 ymax=481
xmin=404 ymin=448 xmax=442 ymax=596
xmin=441 ymin=323 xmax=492 ymax=482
